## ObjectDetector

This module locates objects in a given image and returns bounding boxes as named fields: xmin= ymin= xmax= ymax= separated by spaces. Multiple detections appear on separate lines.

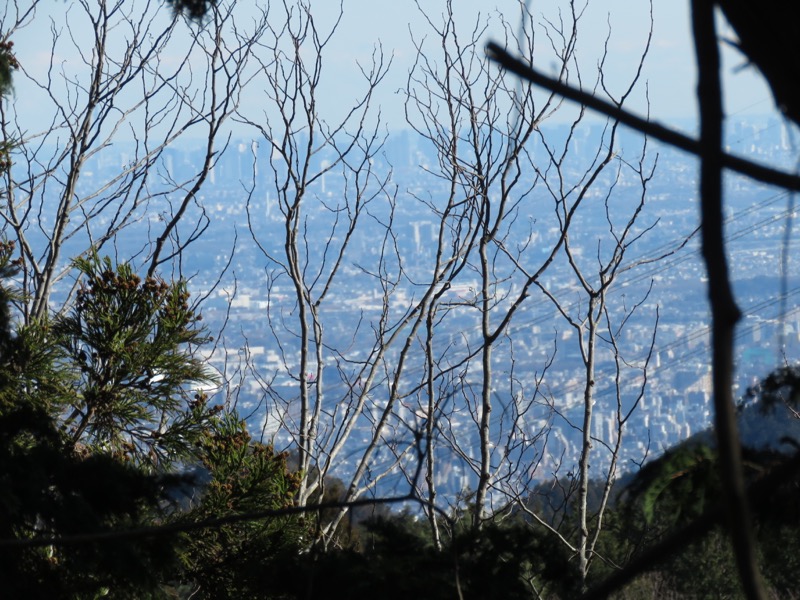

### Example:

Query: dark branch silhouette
xmin=717 ymin=0 xmax=800 ymax=126
xmin=692 ymin=1 xmax=765 ymax=596
xmin=485 ymin=42 xmax=800 ymax=192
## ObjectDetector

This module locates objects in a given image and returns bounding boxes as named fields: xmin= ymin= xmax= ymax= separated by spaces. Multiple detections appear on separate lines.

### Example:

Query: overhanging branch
xmin=485 ymin=42 xmax=800 ymax=192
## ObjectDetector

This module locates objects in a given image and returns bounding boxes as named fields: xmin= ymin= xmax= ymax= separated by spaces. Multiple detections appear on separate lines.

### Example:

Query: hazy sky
xmin=308 ymin=0 xmax=774 ymax=130
xmin=7 ymin=0 xmax=777 ymax=135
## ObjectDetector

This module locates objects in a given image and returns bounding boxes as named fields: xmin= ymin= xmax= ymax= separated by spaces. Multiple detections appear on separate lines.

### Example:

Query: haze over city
xmin=2 ymin=1 xmax=800 ymax=596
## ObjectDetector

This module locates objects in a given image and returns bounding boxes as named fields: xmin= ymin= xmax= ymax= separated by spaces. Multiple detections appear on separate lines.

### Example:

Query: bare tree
xmin=0 ymin=0 xmax=266 ymax=322
xmin=487 ymin=1 xmax=800 ymax=597
xmin=238 ymin=0 xmax=662 ymax=560
xmin=398 ymin=3 xmax=659 ymax=575
xmin=2 ymin=1 xmax=664 ymax=570
xmin=534 ymin=130 xmax=659 ymax=585
xmin=238 ymin=0 xmax=395 ymax=515
xmin=398 ymin=0 xmax=563 ymax=533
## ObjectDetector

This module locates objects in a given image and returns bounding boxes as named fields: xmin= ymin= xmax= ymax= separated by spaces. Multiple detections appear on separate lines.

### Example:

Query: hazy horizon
xmin=7 ymin=0 xmax=780 ymax=138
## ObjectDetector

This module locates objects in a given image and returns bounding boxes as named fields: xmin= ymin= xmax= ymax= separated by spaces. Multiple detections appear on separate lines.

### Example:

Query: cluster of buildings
xmin=76 ymin=116 xmax=800 ymax=495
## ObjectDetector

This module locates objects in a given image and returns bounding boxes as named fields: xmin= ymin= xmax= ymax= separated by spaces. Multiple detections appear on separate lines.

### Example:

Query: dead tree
xmin=239 ymin=0 xmax=659 ymax=555
xmin=488 ymin=0 xmax=800 ymax=597
xmin=390 ymin=1 xmax=660 ymax=566
xmin=238 ymin=0 xmax=395 ymax=514
xmin=0 ymin=0 xmax=265 ymax=321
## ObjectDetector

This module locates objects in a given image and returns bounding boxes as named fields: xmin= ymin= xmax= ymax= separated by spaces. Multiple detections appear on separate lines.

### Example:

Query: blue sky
xmin=7 ymin=0 xmax=776 ymax=136
xmin=305 ymin=0 xmax=773 ymax=131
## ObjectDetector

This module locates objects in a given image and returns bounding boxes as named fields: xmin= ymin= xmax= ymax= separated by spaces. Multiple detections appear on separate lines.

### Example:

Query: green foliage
xmin=0 ymin=244 xmax=307 ymax=599
xmin=0 ymin=240 xmax=19 ymax=354
xmin=658 ymin=530 xmax=743 ymax=599
xmin=755 ymin=362 xmax=800 ymax=411
xmin=613 ymin=433 xmax=800 ymax=598
xmin=53 ymin=254 xmax=218 ymax=469
xmin=616 ymin=445 xmax=742 ymax=596
xmin=758 ymin=508 xmax=800 ymax=597
xmin=0 ymin=243 xmax=183 ymax=598
xmin=258 ymin=512 xmax=575 ymax=600
xmin=0 ymin=137 xmax=12 ymax=178
xmin=0 ymin=40 xmax=18 ymax=98
xmin=174 ymin=413 xmax=306 ymax=598
xmin=626 ymin=444 xmax=719 ymax=526
xmin=0 ymin=415 xmax=183 ymax=598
